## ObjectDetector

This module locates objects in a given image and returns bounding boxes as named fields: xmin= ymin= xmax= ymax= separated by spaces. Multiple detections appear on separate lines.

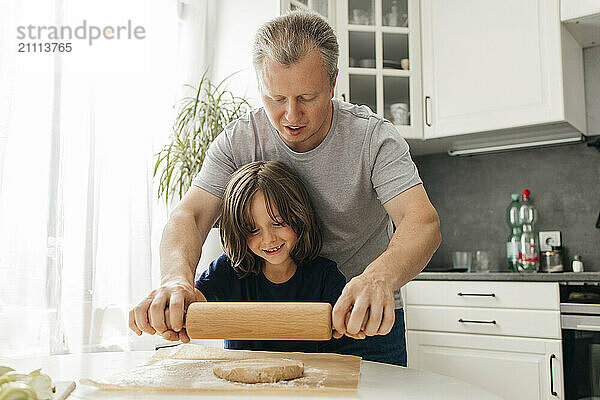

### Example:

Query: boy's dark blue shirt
xmin=195 ymin=253 xmax=346 ymax=353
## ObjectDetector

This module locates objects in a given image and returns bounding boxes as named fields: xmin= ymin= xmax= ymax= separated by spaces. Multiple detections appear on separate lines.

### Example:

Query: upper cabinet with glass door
xmin=338 ymin=0 xmax=423 ymax=139
xmin=281 ymin=0 xmax=335 ymax=23
xmin=281 ymin=0 xmax=422 ymax=139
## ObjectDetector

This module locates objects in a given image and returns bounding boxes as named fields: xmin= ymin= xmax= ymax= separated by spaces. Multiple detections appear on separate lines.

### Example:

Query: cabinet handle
xmin=425 ymin=96 xmax=432 ymax=126
xmin=457 ymin=292 xmax=496 ymax=297
xmin=341 ymin=93 xmax=346 ymax=102
xmin=458 ymin=318 xmax=496 ymax=324
xmin=550 ymin=354 xmax=557 ymax=396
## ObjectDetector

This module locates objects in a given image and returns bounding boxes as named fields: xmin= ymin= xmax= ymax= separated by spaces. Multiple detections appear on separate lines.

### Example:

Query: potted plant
xmin=154 ymin=72 xmax=249 ymax=206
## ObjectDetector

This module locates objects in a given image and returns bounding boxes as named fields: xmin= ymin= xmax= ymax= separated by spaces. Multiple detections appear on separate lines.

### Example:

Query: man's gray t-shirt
xmin=192 ymin=98 xmax=422 ymax=308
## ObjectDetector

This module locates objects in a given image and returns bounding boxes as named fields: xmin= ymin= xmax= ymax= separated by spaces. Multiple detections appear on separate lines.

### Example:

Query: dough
xmin=213 ymin=359 xmax=304 ymax=384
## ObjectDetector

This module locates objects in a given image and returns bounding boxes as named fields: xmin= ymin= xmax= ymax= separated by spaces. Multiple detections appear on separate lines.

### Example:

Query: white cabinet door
xmin=420 ymin=0 xmax=566 ymax=139
xmin=407 ymin=331 xmax=564 ymax=400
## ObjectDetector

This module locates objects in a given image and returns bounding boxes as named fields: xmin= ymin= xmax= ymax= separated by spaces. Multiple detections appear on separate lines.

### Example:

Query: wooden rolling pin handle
xmin=184 ymin=302 xmax=333 ymax=341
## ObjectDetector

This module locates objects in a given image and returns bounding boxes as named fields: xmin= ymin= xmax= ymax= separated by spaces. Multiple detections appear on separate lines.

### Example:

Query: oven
xmin=561 ymin=283 xmax=600 ymax=400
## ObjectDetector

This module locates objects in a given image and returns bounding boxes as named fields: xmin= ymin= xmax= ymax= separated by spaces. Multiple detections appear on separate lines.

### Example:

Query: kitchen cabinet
xmin=403 ymin=280 xmax=565 ymax=400
xmin=418 ymin=0 xmax=586 ymax=146
xmin=281 ymin=1 xmax=587 ymax=154
xmin=561 ymin=0 xmax=600 ymax=21
xmin=334 ymin=0 xmax=424 ymax=139
xmin=561 ymin=0 xmax=600 ymax=48
xmin=283 ymin=0 xmax=424 ymax=138
xmin=407 ymin=331 xmax=562 ymax=400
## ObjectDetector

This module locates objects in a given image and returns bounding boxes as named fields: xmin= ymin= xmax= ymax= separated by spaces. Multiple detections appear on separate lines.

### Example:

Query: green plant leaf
xmin=155 ymin=70 xmax=249 ymax=205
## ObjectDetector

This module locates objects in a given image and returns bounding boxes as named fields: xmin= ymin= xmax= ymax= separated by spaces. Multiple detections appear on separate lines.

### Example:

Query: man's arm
xmin=128 ymin=186 xmax=221 ymax=342
xmin=331 ymin=184 xmax=441 ymax=339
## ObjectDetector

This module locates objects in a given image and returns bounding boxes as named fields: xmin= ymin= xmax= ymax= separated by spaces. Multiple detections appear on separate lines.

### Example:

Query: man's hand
xmin=129 ymin=187 xmax=221 ymax=343
xmin=128 ymin=280 xmax=204 ymax=343
xmin=331 ymin=270 xmax=396 ymax=339
xmin=331 ymin=185 xmax=441 ymax=340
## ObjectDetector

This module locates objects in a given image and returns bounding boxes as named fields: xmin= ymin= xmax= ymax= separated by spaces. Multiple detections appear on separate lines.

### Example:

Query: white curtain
xmin=0 ymin=0 xmax=182 ymax=356
xmin=177 ymin=0 xmax=218 ymax=89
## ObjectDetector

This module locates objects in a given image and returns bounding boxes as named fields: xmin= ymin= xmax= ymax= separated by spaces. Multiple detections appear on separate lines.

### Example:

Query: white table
xmin=1 ymin=351 xmax=501 ymax=399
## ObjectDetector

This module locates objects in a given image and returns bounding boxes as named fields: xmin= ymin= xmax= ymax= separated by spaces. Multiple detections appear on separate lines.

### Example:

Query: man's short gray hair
xmin=253 ymin=10 xmax=339 ymax=86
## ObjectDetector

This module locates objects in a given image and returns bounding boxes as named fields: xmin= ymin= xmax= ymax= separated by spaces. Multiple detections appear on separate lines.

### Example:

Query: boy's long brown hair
xmin=219 ymin=161 xmax=322 ymax=278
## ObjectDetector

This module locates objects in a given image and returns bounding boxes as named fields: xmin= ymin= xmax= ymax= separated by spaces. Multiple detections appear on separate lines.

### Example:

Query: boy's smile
xmin=246 ymin=191 xmax=298 ymax=282
xmin=263 ymin=243 xmax=284 ymax=254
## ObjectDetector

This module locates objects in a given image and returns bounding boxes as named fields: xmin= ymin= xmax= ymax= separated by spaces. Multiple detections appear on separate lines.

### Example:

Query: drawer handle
xmin=550 ymin=354 xmax=557 ymax=396
xmin=458 ymin=318 xmax=497 ymax=324
xmin=457 ymin=292 xmax=496 ymax=297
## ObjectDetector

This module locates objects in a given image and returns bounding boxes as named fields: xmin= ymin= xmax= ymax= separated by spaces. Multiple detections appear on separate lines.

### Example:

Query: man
xmin=129 ymin=11 xmax=441 ymax=366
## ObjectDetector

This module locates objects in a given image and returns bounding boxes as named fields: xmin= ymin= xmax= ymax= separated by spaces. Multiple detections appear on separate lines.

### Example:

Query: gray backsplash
xmin=413 ymin=141 xmax=600 ymax=272
xmin=412 ymin=45 xmax=600 ymax=273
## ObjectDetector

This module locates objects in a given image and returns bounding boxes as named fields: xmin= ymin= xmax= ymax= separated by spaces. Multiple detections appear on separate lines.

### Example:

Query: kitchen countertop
xmin=416 ymin=271 xmax=600 ymax=282
xmin=1 ymin=351 xmax=501 ymax=399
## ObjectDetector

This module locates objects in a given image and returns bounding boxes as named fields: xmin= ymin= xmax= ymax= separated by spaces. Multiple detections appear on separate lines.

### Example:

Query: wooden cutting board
xmin=81 ymin=343 xmax=361 ymax=393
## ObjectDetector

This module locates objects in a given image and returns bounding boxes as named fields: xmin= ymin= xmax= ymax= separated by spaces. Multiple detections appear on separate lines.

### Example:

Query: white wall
xmin=212 ymin=0 xmax=280 ymax=107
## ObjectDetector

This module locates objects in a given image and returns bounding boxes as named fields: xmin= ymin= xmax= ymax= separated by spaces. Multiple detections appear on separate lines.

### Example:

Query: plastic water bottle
xmin=506 ymin=193 xmax=521 ymax=272
xmin=518 ymin=189 xmax=539 ymax=272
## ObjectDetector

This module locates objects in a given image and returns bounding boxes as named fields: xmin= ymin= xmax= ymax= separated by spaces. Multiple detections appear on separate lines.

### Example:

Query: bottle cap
xmin=523 ymin=189 xmax=531 ymax=198
xmin=573 ymin=255 xmax=581 ymax=261
xmin=511 ymin=194 xmax=519 ymax=201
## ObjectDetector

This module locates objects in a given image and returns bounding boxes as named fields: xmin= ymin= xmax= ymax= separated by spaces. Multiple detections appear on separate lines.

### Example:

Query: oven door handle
xmin=550 ymin=354 xmax=557 ymax=397
xmin=576 ymin=324 xmax=600 ymax=332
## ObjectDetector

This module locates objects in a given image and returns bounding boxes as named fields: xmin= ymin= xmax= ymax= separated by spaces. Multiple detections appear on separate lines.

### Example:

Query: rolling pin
xmin=184 ymin=302 xmax=332 ymax=341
